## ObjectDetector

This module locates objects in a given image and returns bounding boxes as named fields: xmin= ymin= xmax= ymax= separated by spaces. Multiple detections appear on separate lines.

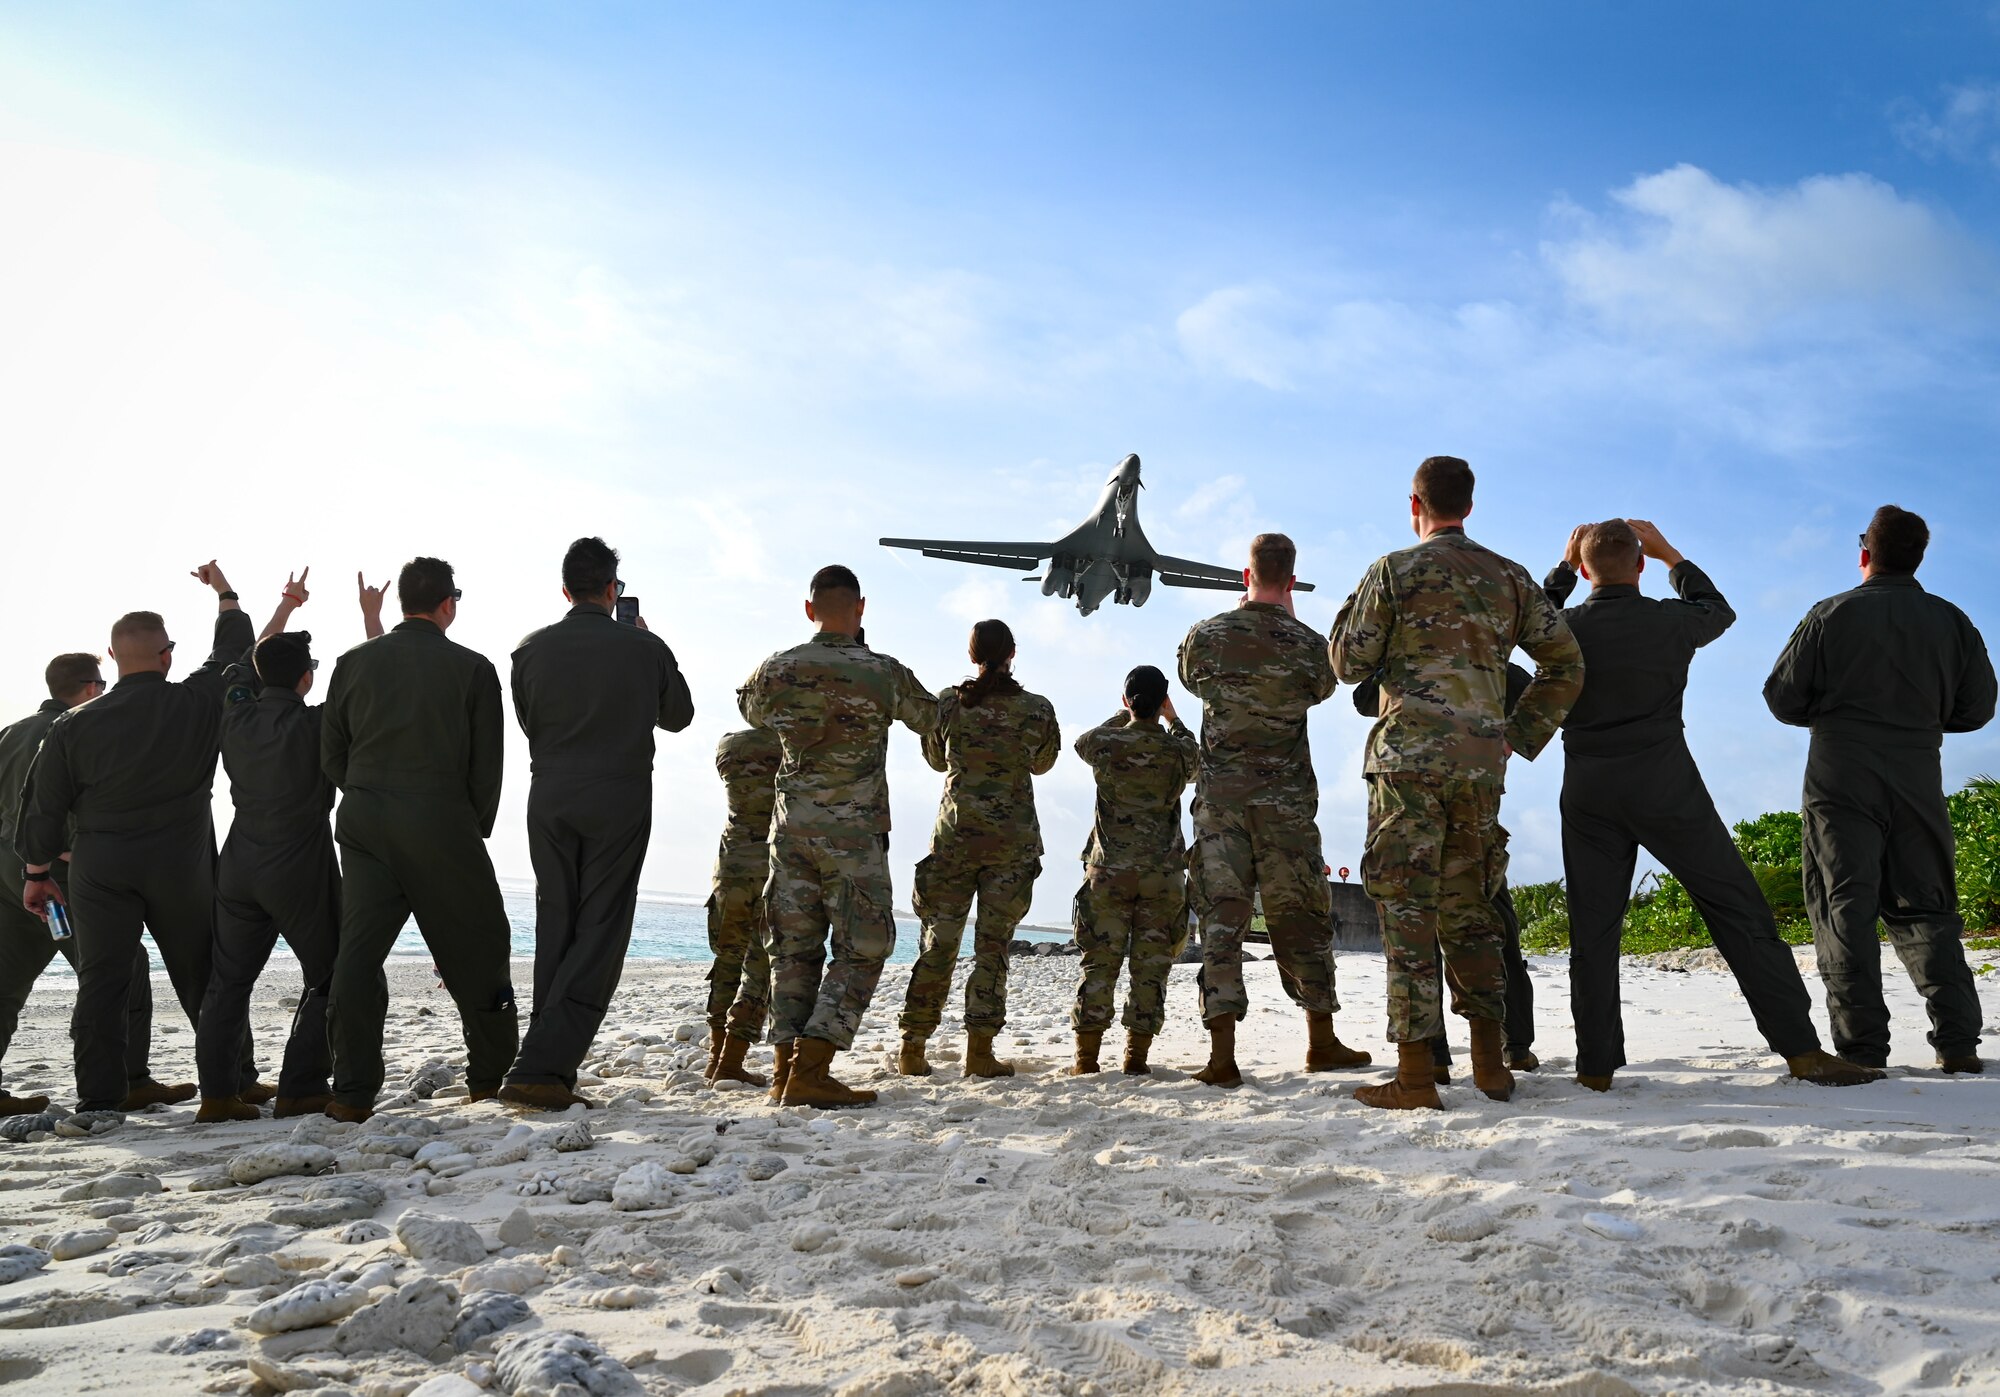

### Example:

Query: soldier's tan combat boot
xmin=780 ymin=1038 xmax=877 ymax=1108
xmin=1508 ymin=1049 xmax=1541 ymax=1072
xmin=964 ymin=1029 xmax=1016 ymax=1078
xmin=324 ymin=1101 xmax=373 ymax=1124
xmin=273 ymin=1094 xmax=334 ymax=1119
xmin=1937 ymin=1052 xmax=1985 ymax=1075
xmin=766 ymin=1042 xmax=795 ymax=1103
xmin=1122 ymin=1032 xmax=1152 ymax=1076
xmin=712 ymin=1035 xmax=768 ymax=1087
xmin=1354 ymin=1041 xmax=1444 ymax=1110
xmin=120 ymin=1078 xmax=196 ymax=1110
xmin=1787 ymin=1050 xmax=1885 ymax=1085
xmin=1575 ymin=1071 xmax=1615 ymax=1092
xmin=1192 ymin=1015 xmax=1243 ymax=1088
xmin=1468 ymin=1018 xmax=1515 ymax=1102
xmin=703 ymin=1027 xmax=726 ymax=1080
xmin=1304 ymin=1011 xmax=1372 ymax=1071
xmin=897 ymin=1033 xmax=933 ymax=1077
xmin=0 ymin=1092 xmax=50 ymax=1117
xmin=240 ymin=1081 xmax=277 ymax=1106
xmin=1068 ymin=1031 xmax=1103 ymax=1076
xmin=196 ymin=1095 xmax=259 ymax=1123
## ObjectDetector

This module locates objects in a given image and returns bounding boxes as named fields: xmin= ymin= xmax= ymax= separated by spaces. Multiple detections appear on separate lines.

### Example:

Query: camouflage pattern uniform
xmin=1071 ymin=712 xmax=1199 ymax=1035
xmin=708 ymin=728 xmax=782 ymax=1043
xmin=1178 ymin=602 xmax=1340 ymax=1022
xmin=738 ymin=633 xmax=939 ymax=1049
xmin=1328 ymin=529 xmax=1583 ymax=1042
xmin=898 ymin=685 xmax=1061 ymax=1033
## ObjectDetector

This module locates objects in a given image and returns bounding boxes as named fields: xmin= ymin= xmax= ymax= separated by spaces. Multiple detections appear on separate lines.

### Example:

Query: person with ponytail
xmin=896 ymin=619 xmax=1060 ymax=1077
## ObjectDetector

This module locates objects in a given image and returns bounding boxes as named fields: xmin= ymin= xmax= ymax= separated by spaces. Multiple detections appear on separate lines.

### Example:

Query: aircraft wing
xmin=1153 ymin=553 xmax=1316 ymax=593
xmin=879 ymin=537 xmax=1052 ymax=571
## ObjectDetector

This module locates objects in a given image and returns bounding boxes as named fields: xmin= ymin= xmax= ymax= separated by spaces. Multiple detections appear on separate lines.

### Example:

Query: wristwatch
xmin=219 ymin=591 xmax=240 ymax=601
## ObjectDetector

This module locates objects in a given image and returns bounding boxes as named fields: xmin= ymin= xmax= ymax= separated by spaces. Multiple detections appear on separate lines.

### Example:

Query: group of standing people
xmin=1 ymin=456 xmax=1990 ymax=1120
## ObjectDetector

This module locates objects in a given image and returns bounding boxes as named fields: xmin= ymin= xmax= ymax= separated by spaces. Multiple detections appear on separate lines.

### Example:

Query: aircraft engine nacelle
xmin=1123 ymin=572 xmax=1152 ymax=607
xmin=1042 ymin=559 xmax=1075 ymax=598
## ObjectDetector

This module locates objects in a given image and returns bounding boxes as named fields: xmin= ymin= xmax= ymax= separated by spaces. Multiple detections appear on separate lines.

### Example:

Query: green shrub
xmin=1733 ymin=811 xmax=1803 ymax=868
xmin=1621 ymin=871 xmax=1709 ymax=954
xmin=1520 ymin=910 xmax=1571 ymax=953
xmin=1510 ymin=880 xmax=1570 ymax=951
xmin=1947 ymin=775 xmax=2000 ymax=934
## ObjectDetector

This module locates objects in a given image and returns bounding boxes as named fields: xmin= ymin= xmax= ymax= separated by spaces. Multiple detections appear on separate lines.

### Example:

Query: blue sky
xmin=4 ymin=3 xmax=1999 ymax=917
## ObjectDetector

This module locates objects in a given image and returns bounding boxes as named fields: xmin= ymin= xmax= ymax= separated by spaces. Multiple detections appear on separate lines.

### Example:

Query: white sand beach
xmin=0 ymin=946 xmax=1995 ymax=1396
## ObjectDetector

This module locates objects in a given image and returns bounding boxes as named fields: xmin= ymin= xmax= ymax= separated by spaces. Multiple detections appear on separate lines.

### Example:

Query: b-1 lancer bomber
xmin=879 ymin=453 xmax=1313 ymax=616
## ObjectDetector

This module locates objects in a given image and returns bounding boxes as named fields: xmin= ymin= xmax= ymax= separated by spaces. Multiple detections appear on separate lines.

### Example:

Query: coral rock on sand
xmin=495 ymin=1330 xmax=644 ymax=1396
xmin=410 ymin=1376 xmax=486 ymax=1397
xmin=245 ymin=1279 xmax=370 ymax=1334
xmin=246 ymin=1355 xmax=355 ymax=1392
xmin=227 ymin=1142 xmax=338 ymax=1186
xmin=497 ymin=1206 xmax=535 ymax=1248
xmin=461 ymin=1259 xmax=548 ymax=1295
xmin=0 ymin=1244 xmax=51 ymax=1285
xmin=610 ymin=1161 xmax=676 ymax=1211
xmin=333 ymin=1275 xmax=459 ymax=1359
xmin=453 ymin=1289 xmax=534 ymax=1349
xmin=546 ymin=1120 xmax=593 ymax=1153
xmin=60 ymin=1170 xmax=164 ymax=1202
xmin=269 ymin=1178 xmax=387 ymax=1228
xmin=394 ymin=1210 xmax=488 ymax=1267
xmin=47 ymin=1228 xmax=116 ymax=1261
xmin=0 ymin=1112 xmax=56 ymax=1141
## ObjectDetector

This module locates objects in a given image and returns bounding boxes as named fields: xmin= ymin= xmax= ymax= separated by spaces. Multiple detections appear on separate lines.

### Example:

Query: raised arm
xmin=1630 ymin=521 xmax=1735 ymax=648
xmin=1327 ymin=560 xmax=1394 ymax=684
xmin=1072 ymin=711 xmax=1129 ymax=767
xmin=186 ymin=561 xmax=256 ymax=699
xmin=357 ymin=572 xmax=388 ymax=641
xmin=260 ymin=568 xmax=310 ymax=643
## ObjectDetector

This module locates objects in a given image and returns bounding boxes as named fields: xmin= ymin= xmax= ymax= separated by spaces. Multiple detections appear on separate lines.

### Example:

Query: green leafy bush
xmin=1732 ymin=811 xmax=1803 ymax=868
xmin=1947 ymin=775 xmax=2000 ymax=934
xmin=1621 ymin=871 xmax=1710 ymax=954
xmin=1511 ymin=879 xmax=1570 ymax=952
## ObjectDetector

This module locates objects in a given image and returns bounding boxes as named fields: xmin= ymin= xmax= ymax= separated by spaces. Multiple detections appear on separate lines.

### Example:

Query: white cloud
xmin=1892 ymin=82 xmax=2000 ymax=170
xmin=1543 ymin=164 xmax=1991 ymax=338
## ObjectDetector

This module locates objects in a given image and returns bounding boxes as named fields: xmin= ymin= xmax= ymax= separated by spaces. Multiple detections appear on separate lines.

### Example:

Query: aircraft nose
xmin=1118 ymin=453 xmax=1141 ymax=480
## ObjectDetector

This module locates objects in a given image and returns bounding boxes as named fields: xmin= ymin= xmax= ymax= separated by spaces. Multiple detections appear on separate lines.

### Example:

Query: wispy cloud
xmin=1891 ymin=81 xmax=2000 ymax=170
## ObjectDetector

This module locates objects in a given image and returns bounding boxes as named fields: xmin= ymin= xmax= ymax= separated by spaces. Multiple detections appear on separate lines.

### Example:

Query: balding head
xmin=108 ymin=611 xmax=173 ymax=675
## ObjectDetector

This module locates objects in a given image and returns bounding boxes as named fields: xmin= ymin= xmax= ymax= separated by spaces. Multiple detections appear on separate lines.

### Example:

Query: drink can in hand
xmin=47 ymin=900 xmax=73 ymax=942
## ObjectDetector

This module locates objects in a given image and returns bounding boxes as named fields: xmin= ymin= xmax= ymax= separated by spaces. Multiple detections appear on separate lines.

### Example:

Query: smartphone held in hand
xmin=615 ymin=596 xmax=640 ymax=625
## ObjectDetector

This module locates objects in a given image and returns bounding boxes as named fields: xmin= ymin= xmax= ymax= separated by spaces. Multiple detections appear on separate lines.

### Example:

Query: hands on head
xmin=1625 ymin=519 xmax=1684 ymax=567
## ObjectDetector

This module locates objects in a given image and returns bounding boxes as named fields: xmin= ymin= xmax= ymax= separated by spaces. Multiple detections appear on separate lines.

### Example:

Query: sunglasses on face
xmin=615 ymin=579 xmax=627 ymax=597
xmin=1858 ymin=533 xmax=1868 ymax=550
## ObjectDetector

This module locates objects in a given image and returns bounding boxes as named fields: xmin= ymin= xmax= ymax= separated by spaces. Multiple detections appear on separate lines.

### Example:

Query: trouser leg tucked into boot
xmin=964 ymin=1028 xmax=1015 ymax=1078
xmin=1192 ymin=1014 xmax=1242 ymax=1088
xmin=1429 ymin=1035 xmax=1452 ymax=1084
xmin=1122 ymin=1031 xmax=1152 ymax=1076
xmin=1304 ymin=1011 xmax=1371 ymax=1071
xmin=712 ymin=1034 xmax=768 ymax=1087
xmin=780 ymin=1036 xmax=876 ymax=1108
xmin=1354 ymin=1040 xmax=1444 ymax=1110
xmin=1468 ymin=1017 xmax=1515 ymax=1102
xmin=897 ymin=1032 xmax=933 ymax=1077
xmin=766 ymin=1041 xmax=795 ymax=1104
xmin=1068 ymin=1031 xmax=1102 ymax=1076
xmin=703 ymin=1027 xmax=725 ymax=1081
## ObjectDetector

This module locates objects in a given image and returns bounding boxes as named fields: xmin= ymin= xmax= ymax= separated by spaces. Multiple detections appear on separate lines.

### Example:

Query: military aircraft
xmin=880 ymin=453 xmax=1313 ymax=616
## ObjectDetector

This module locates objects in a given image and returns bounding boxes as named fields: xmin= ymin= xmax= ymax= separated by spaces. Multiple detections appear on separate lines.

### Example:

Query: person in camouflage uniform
xmin=897 ymin=620 xmax=1060 ymax=1078
xmin=1178 ymin=532 xmax=1372 ymax=1088
xmin=738 ymin=565 xmax=940 ymax=1108
xmin=1329 ymin=455 xmax=1584 ymax=1110
xmin=705 ymin=726 xmax=782 ymax=1086
xmin=1068 ymin=665 xmax=1199 ymax=1076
